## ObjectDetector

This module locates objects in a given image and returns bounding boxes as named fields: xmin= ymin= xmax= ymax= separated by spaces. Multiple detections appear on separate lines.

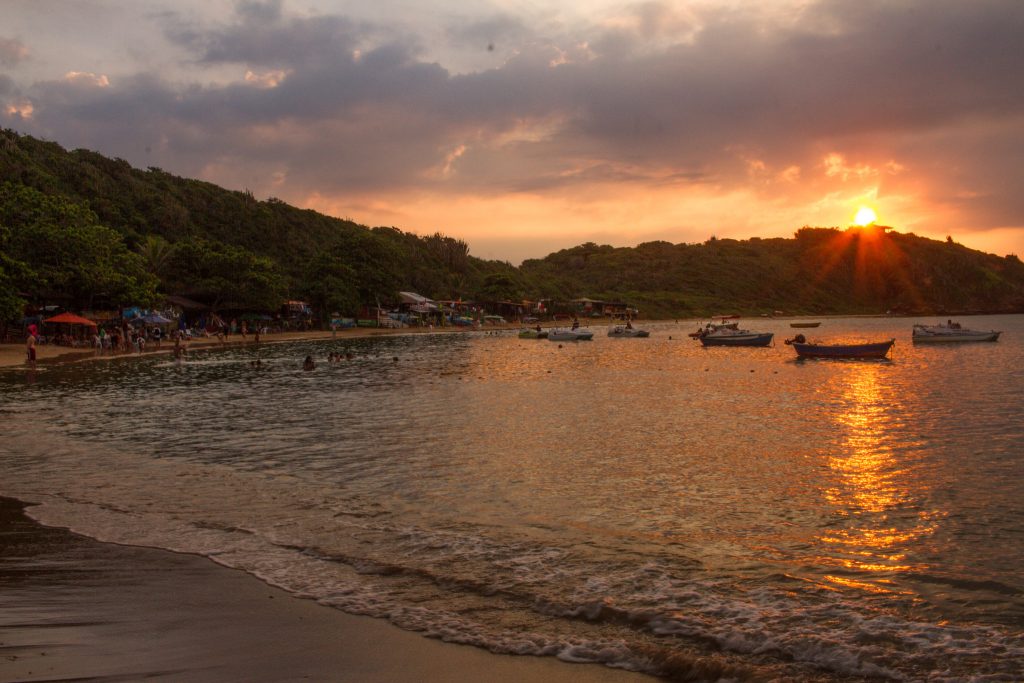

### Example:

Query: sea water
xmin=2 ymin=315 xmax=1022 ymax=681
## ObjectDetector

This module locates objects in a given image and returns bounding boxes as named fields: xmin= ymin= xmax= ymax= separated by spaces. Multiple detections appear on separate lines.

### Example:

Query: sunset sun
xmin=853 ymin=206 xmax=878 ymax=226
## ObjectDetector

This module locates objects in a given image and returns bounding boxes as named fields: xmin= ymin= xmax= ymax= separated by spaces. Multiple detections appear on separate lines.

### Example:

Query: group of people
xmin=93 ymin=325 xmax=164 ymax=354
xmin=302 ymin=351 xmax=359 ymax=370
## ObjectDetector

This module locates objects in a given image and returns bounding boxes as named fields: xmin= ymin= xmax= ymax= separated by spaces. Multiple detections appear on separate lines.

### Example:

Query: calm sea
xmin=2 ymin=315 xmax=1022 ymax=681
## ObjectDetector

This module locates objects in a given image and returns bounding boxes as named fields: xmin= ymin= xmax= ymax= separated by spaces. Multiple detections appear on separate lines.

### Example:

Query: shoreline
xmin=3 ymin=311 xmax=1013 ymax=369
xmin=0 ymin=496 xmax=654 ymax=682
xmin=0 ymin=325 xmax=501 ymax=369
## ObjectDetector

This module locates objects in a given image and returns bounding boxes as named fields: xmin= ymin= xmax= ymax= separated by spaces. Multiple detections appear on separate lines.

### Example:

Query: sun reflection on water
xmin=816 ymin=364 xmax=940 ymax=590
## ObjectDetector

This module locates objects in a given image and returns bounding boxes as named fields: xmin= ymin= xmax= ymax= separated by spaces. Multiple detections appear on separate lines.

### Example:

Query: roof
xmin=399 ymin=291 xmax=434 ymax=305
xmin=165 ymin=295 xmax=209 ymax=311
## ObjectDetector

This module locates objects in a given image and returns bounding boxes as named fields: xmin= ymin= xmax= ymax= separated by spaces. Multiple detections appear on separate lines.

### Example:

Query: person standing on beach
xmin=26 ymin=324 xmax=37 ymax=368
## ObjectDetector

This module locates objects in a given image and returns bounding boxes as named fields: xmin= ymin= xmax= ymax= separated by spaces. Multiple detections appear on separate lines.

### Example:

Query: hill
xmin=2 ymin=128 xmax=1023 ymax=323
xmin=522 ymin=231 xmax=1024 ymax=318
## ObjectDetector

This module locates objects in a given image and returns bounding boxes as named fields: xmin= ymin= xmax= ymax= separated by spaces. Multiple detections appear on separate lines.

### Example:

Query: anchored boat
xmin=912 ymin=323 xmax=1000 ymax=343
xmin=788 ymin=338 xmax=895 ymax=359
xmin=608 ymin=325 xmax=650 ymax=338
xmin=548 ymin=328 xmax=594 ymax=341
xmin=698 ymin=327 xmax=773 ymax=347
xmin=518 ymin=328 xmax=548 ymax=339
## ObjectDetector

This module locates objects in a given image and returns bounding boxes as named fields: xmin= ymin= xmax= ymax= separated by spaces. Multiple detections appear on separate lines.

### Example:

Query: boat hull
xmin=700 ymin=333 xmax=773 ymax=347
xmin=790 ymin=322 xmax=821 ymax=328
xmin=608 ymin=327 xmax=650 ymax=338
xmin=548 ymin=329 xmax=594 ymax=341
xmin=792 ymin=339 xmax=895 ymax=359
xmin=912 ymin=330 xmax=1000 ymax=343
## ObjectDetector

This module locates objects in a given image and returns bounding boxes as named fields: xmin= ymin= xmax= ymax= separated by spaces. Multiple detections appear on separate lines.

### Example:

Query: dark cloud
xmin=0 ymin=37 xmax=29 ymax=66
xmin=8 ymin=0 xmax=1023 ymax=234
xmin=445 ymin=14 xmax=530 ymax=52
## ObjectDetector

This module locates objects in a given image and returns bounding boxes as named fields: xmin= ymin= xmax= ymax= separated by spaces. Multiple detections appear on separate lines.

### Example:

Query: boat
xmin=548 ymin=328 xmax=594 ymax=341
xmin=911 ymin=322 xmax=1000 ymax=343
xmin=688 ymin=319 xmax=740 ymax=338
xmin=787 ymin=338 xmax=895 ymax=359
xmin=790 ymin=322 xmax=821 ymax=328
xmin=608 ymin=325 xmax=650 ymax=338
xmin=698 ymin=327 xmax=773 ymax=347
xmin=518 ymin=328 xmax=548 ymax=339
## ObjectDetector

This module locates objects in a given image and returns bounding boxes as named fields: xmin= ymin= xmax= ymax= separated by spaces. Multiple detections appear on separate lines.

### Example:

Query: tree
xmin=164 ymin=237 xmax=285 ymax=311
xmin=299 ymin=250 xmax=359 ymax=323
xmin=479 ymin=273 xmax=523 ymax=301
xmin=335 ymin=230 xmax=401 ymax=306
xmin=138 ymin=234 xmax=174 ymax=281
xmin=0 ymin=182 xmax=159 ymax=309
xmin=0 ymin=225 xmax=29 ymax=323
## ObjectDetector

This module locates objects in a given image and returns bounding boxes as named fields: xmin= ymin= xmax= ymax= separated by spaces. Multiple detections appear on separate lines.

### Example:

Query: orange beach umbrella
xmin=43 ymin=312 xmax=98 ymax=327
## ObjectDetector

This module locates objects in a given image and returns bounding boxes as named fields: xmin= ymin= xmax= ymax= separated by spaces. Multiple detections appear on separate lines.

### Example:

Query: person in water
xmin=303 ymin=355 xmax=315 ymax=371
xmin=26 ymin=324 xmax=38 ymax=368
xmin=571 ymin=317 xmax=580 ymax=331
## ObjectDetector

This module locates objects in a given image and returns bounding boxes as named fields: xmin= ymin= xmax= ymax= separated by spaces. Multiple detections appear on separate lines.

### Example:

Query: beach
xmin=0 ymin=325 xmax=512 ymax=369
xmin=0 ymin=497 xmax=651 ymax=682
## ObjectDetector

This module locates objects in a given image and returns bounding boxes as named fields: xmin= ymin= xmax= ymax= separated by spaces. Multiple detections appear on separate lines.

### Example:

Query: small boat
xmin=518 ymin=328 xmax=548 ymax=339
xmin=698 ymin=327 xmax=773 ymax=347
xmin=912 ymin=323 xmax=1000 ymax=343
xmin=790 ymin=322 xmax=821 ymax=328
xmin=548 ymin=328 xmax=594 ymax=341
xmin=788 ymin=338 xmax=895 ymax=359
xmin=608 ymin=325 xmax=650 ymax=338
xmin=688 ymin=320 xmax=740 ymax=338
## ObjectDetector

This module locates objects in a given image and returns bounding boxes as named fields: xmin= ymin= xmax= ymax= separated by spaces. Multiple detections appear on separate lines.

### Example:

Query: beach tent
xmin=43 ymin=312 xmax=98 ymax=327
xmin=140 ymin=313 xmax=174 ymax=324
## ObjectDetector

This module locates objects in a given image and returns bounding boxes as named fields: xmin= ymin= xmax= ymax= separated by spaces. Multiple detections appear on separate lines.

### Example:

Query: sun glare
xmin=853 ymin=206 xmax=878 ymax=226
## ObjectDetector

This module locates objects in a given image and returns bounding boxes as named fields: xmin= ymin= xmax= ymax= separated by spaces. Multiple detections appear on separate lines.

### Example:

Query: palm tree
xmin=138 ymin=235 xmax=172 ymax=280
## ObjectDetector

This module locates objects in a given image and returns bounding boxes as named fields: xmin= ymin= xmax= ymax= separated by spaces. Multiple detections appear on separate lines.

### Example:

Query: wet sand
xmin=0 ymin=497 xmax=653 ymax=682
xmin=0 ymin=326 xmax=502 ymax=369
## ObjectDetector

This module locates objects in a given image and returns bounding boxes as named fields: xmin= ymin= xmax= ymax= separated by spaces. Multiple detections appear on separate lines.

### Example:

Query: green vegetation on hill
xmin=2 ymin=128 xmax=1022 ymax=324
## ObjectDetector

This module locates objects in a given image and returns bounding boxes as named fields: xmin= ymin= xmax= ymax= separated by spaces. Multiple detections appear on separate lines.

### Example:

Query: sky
xmin=2 ymin=0 xmax=1023 ymax=264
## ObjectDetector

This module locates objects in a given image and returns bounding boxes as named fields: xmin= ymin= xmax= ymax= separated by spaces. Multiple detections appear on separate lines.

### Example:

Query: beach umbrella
xmin=43 ymin=312 xmax=98 ymax=327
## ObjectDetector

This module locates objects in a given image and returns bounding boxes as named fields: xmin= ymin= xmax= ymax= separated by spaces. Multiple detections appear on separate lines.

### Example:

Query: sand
xmin=0 ymin=325 xmax=514 ymax=369
xmin=0 ymin=497 xmax=653 ymax=682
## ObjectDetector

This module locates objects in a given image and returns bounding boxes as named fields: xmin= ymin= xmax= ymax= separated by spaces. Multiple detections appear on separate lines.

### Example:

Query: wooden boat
xmin=608 ymin=325 xmax=650 ymax=338
xmin=789 ymin=338 xmax=895 ymax=359
xmin=789 ymin=322 xmax=821 ymax=328
xmin=699 ymin=328 xmax=773 ymax=347
xmin=518 ymin=328 xmax=548 ymax=339
xmin=912 ymin=323 xmax=1000 ymax=343
xmin=548 ymin=328 xmax=594 ymax=341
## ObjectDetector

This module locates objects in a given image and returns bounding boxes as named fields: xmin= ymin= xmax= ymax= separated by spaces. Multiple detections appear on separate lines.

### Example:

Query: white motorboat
xmin=608 ymin=325 xmax=650 ymax=338
xmin=548 ymin=328 xmax=594 ymax=341
xmin=698 ymin=327 xmax=773 ymax=347
xmin=912 ymin=323 xmax=1000 ymax=343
